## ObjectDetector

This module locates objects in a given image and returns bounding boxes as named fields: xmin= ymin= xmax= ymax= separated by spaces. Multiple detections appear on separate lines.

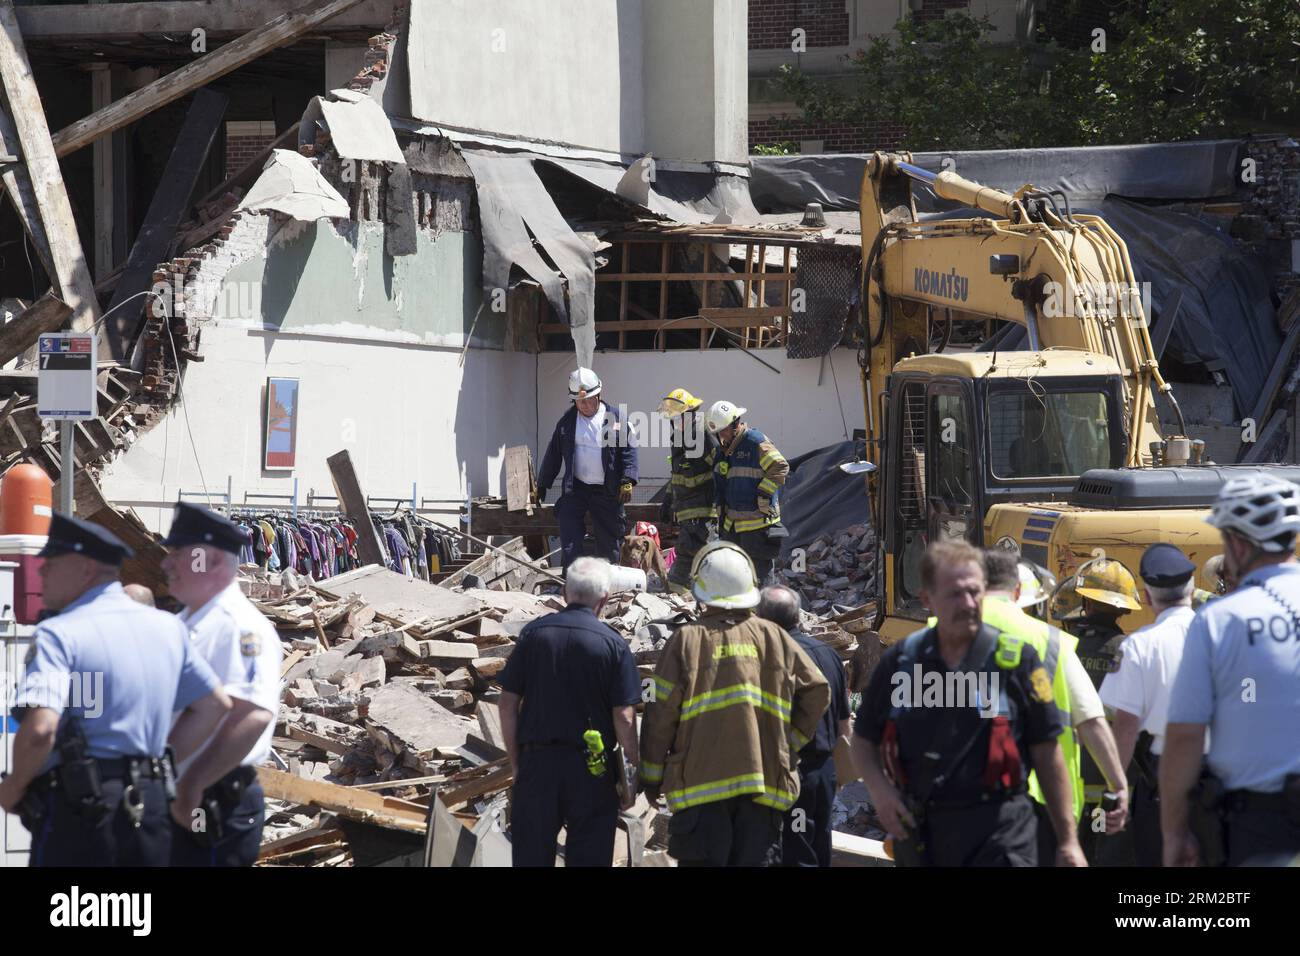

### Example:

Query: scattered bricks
xmin=443 ymin=667 xmax=475 ymax=691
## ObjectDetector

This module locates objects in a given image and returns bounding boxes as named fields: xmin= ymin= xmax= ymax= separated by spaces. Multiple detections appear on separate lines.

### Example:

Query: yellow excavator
xmin=856 ymin=151 xmax=1300 ymax=642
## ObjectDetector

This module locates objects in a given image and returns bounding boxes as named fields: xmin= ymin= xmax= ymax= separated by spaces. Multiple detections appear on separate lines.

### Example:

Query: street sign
xmin=36 ymin=333 xmax=97 ymax=421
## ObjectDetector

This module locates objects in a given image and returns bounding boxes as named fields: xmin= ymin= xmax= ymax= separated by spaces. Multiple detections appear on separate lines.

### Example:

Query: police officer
xmin=161 ymin=503 xmax=282 ymax=866
xmin=0 ymin=513 xmax=230 ymax=866
xmin=537 ymin=368 xmax=639 ymax=570
xmin=659 ymin=387 xmax=719 ymax=595
xmin=757 ymin=585 xmax=850 ymax=868
xmin=851 ymin=541 xmax=1085 ymax=866
xmin=1163 ymin=476 xmax=1300 ymax=867
xmin=707 ymin=399 xmax=789 ymax=584
xmin=1098 ymin=543 xmax=1198 ymax=867
xmin=498 ymin=557 xmax=641 ymax=866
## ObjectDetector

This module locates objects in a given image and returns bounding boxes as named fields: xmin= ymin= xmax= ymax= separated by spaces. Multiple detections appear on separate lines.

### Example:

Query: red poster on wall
xmin=264 ymin=377 xmax=299 ymax=470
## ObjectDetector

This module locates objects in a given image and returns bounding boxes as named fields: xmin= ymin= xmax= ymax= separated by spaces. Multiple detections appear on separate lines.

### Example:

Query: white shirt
xmin=1062 ymin=648 xmax=1105 ymax=725
xmin=177 ymin=580 xmax=282 ymax=773
xmin=573 ymin=404 xmax=607 ymax=485
xmin=1099 ymin=604 xmax=1196 ymax=755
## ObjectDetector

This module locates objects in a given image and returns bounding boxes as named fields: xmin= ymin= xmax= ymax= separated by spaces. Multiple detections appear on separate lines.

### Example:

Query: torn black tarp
xmin=534 ymin=157 xmax=760 ymax=224
xmin=777 ymin=440 xmax=872 ymax=560
xmin=750 ymin=140 xmax=1243 ymax=212
xmin=461 ymin=150 xmax=596 ymax=363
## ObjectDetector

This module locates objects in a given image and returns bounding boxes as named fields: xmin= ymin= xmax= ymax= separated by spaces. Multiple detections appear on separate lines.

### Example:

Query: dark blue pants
xmin=169 ymin=779 xmax=265 ymax=867
xmin=30 ymin=778 xmax=171 ymax=867
xmin=511 ymin=749 xmax=619 ymax=866
xmin=667 ymin=797 xmax=784 ymax=867
xmin=783 ymin=756 xmax=836 ymax=867
xmin=555 ymin=480 xmax=626 ymax=569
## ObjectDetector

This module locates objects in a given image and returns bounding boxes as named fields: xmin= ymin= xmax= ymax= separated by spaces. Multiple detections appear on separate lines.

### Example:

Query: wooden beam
xmin=0 ymin=89 xmax=53 ymax=279
xmin=326 ymin=448 xmax=387 ymax=567
xmin=257 ymin=767 xmax=428 ymax=833
xmin=48 ymin=0 xmax=371 ymax=158
xmin=503 ymin=445 xmax=535 ymax=513
xmin=471 ymin=500 xmax=667 ymax=538
xmin=106 ymin=87 xmax=228 ymax=364
xmin=15 ymin=0 xmax=391 ymax=41
xmin=0 ymin=0 xmax=100 ymax=332
xmin=0 ymin=291 xmax=70 ymax=366
xmin=596 ymin=271 xmax=796 ymax=282
xmin=89 ymin=64 xmax=113 ymax=281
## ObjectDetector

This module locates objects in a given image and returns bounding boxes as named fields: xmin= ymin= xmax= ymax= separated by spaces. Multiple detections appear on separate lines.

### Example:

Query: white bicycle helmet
xmin=1205 ymin=474 xmax=1300 ymax=552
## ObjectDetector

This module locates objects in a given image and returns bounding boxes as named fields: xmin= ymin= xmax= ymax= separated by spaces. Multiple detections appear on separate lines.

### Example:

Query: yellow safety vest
xmin=982 ymin=597 xmax=1084 ymax=821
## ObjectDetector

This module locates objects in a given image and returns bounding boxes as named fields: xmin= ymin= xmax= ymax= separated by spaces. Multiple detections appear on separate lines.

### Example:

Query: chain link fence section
xmin=787 ymin=245 xmax=862 ymax=359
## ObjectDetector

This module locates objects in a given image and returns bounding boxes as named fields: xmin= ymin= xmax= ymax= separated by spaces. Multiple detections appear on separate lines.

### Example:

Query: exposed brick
xmin=749 ymin=115 xmax=904 ymax=154
xmin=749 ymin=0 xmax=850 ymax=51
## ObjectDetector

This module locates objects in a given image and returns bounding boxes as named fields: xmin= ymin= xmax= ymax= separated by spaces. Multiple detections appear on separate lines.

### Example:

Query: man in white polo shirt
xmin=1100 ymin=542 xmax=1199 ymax=867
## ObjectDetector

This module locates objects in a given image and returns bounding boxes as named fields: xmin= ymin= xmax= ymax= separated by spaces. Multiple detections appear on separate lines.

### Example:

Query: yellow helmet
xmin=658 ymin=387 xmax=702 ymax=417
xmin=1073 ymin=557 xmax=1141 ymax=612
xmin=1048 ymin=575 xmax=1084 ymax=624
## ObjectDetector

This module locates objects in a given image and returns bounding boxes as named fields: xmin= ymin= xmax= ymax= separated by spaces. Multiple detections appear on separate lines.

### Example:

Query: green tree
xmin=778 ymin=2 xmax=1299 ymax=150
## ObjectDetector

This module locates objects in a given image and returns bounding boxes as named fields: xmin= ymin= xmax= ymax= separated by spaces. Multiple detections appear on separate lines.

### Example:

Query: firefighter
xmin=658 ymin=387 xmax=719 ymax=595
xmin=640 ymin=541 xmax=829 ymax=866
xmin=707 ymin=400 xmax=789 ymax=584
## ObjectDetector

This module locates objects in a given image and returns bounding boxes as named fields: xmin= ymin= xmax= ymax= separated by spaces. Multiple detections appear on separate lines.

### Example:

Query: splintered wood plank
xmin=0 ymin=0 xmax=99 ymax=332
xmin=504 ymin=445 xmax=534 ymax=512
xmin=48 ymin=0 xmax=370 ymax=157
xmin=257 ymin=767 xmax=427 ymax=833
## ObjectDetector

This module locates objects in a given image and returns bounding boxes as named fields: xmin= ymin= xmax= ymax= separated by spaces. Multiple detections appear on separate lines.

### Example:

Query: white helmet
xmin=690 ymin=540 xmax=759 ymax=609
xmin=1016 ymin=561 xmax=1054 ymax=610
xmin=1206 ymin=474 xmax=1300 ymax=551
xmin=569 ymin=367 xmax=601 ymax=400
xmin=705 ymin=400 xmax=746 ymax=434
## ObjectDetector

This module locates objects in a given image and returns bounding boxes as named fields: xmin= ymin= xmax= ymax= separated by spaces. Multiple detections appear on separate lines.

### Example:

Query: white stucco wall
xmin=101 ymin=326 xmax=538 ymax=533
xmin=406 ymin=0 xmax=747 ymax=164
xmin=534 ymin=347 xmax=866 ymax=487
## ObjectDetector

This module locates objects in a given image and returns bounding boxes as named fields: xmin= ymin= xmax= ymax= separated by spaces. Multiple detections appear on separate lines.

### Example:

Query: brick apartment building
xmin=748 ymin=0 xmax=1107 ymax=154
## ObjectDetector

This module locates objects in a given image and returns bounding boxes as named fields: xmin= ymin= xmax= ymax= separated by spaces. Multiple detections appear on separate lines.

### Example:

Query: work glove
xmin=619 ymin=481 xmax=634 ymax=504
xmin=659 ymin=497 xmax=674 ymax=524
xmin=757 ymin=495 xmax=773 ymax=516
xmin=536 ymin=487 xmax=548 ymax=504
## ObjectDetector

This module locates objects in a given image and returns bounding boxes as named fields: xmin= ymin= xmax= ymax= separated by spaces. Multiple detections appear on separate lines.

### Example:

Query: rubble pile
xmin=244 ymin=564 xmax=693 ymax=866
xmin=777 ymin=523 xmax=877 ymax=613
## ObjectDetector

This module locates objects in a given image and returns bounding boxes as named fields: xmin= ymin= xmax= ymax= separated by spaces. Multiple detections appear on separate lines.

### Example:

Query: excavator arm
xmin=857 ymin=152 xmax=1185 ymax=472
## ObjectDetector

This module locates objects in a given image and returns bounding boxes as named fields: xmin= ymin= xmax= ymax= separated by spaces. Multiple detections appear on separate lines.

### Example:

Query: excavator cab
xmin=878 ymin=351 xmax=1127 ymax=634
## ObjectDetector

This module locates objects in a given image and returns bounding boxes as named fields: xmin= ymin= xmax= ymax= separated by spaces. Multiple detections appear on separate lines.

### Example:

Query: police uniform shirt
xmin=177 ymin=580 xmax=282 ymax=773
xmin=1167 ymin=563 xmax=1300 ymax=792
xmin=854 ymin=625 xmax=1064 ymax=803
xmin=573 ymin=405 xmax=607 ymax=485
xmin=498 ymin=605 xmax=640 ymax=749
xmin=13 ymin=582 xmax=221 ymax=767
xmin=790 ymin=629 xmax=850 ymax=758
xmin=1099 ymin=605 xmax=1197 ymax=755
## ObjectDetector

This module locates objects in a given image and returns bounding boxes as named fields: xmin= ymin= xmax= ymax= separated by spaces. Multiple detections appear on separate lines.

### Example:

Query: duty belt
xmin=1225 ymin=789 xmax=1288 ymax=813
xmin=520 ymin=740 xmax=584 ymax=752
xmin=38 ymin=754 xmax=167 ymax=785
xmin=922 ymin=786 xmax=1029 ymax=811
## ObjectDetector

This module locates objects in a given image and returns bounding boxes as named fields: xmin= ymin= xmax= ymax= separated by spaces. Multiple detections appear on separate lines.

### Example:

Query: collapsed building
xmin=0 ymin=0 xmax=1297 ymax=865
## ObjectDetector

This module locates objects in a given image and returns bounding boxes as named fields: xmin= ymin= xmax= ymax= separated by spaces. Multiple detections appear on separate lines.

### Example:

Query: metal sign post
xmin=36 ymin=332 xmax=97 ymax=515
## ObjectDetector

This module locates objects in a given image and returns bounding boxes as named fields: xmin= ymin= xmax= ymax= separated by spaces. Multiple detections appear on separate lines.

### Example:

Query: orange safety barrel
xmin=0 ymin=463 xmax=54 ymax=535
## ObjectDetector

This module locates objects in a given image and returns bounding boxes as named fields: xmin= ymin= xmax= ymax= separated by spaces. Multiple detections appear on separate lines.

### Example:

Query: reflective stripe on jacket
xmin=640 ymin=608 xmax=830 ymax=812
xmin=668 ymin=416 xmax=719 ymax=521
xmin=982 ymin=597 xmax=1084 ymax=820
xmin=715 ymin=425 xmax=788 ymax=533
